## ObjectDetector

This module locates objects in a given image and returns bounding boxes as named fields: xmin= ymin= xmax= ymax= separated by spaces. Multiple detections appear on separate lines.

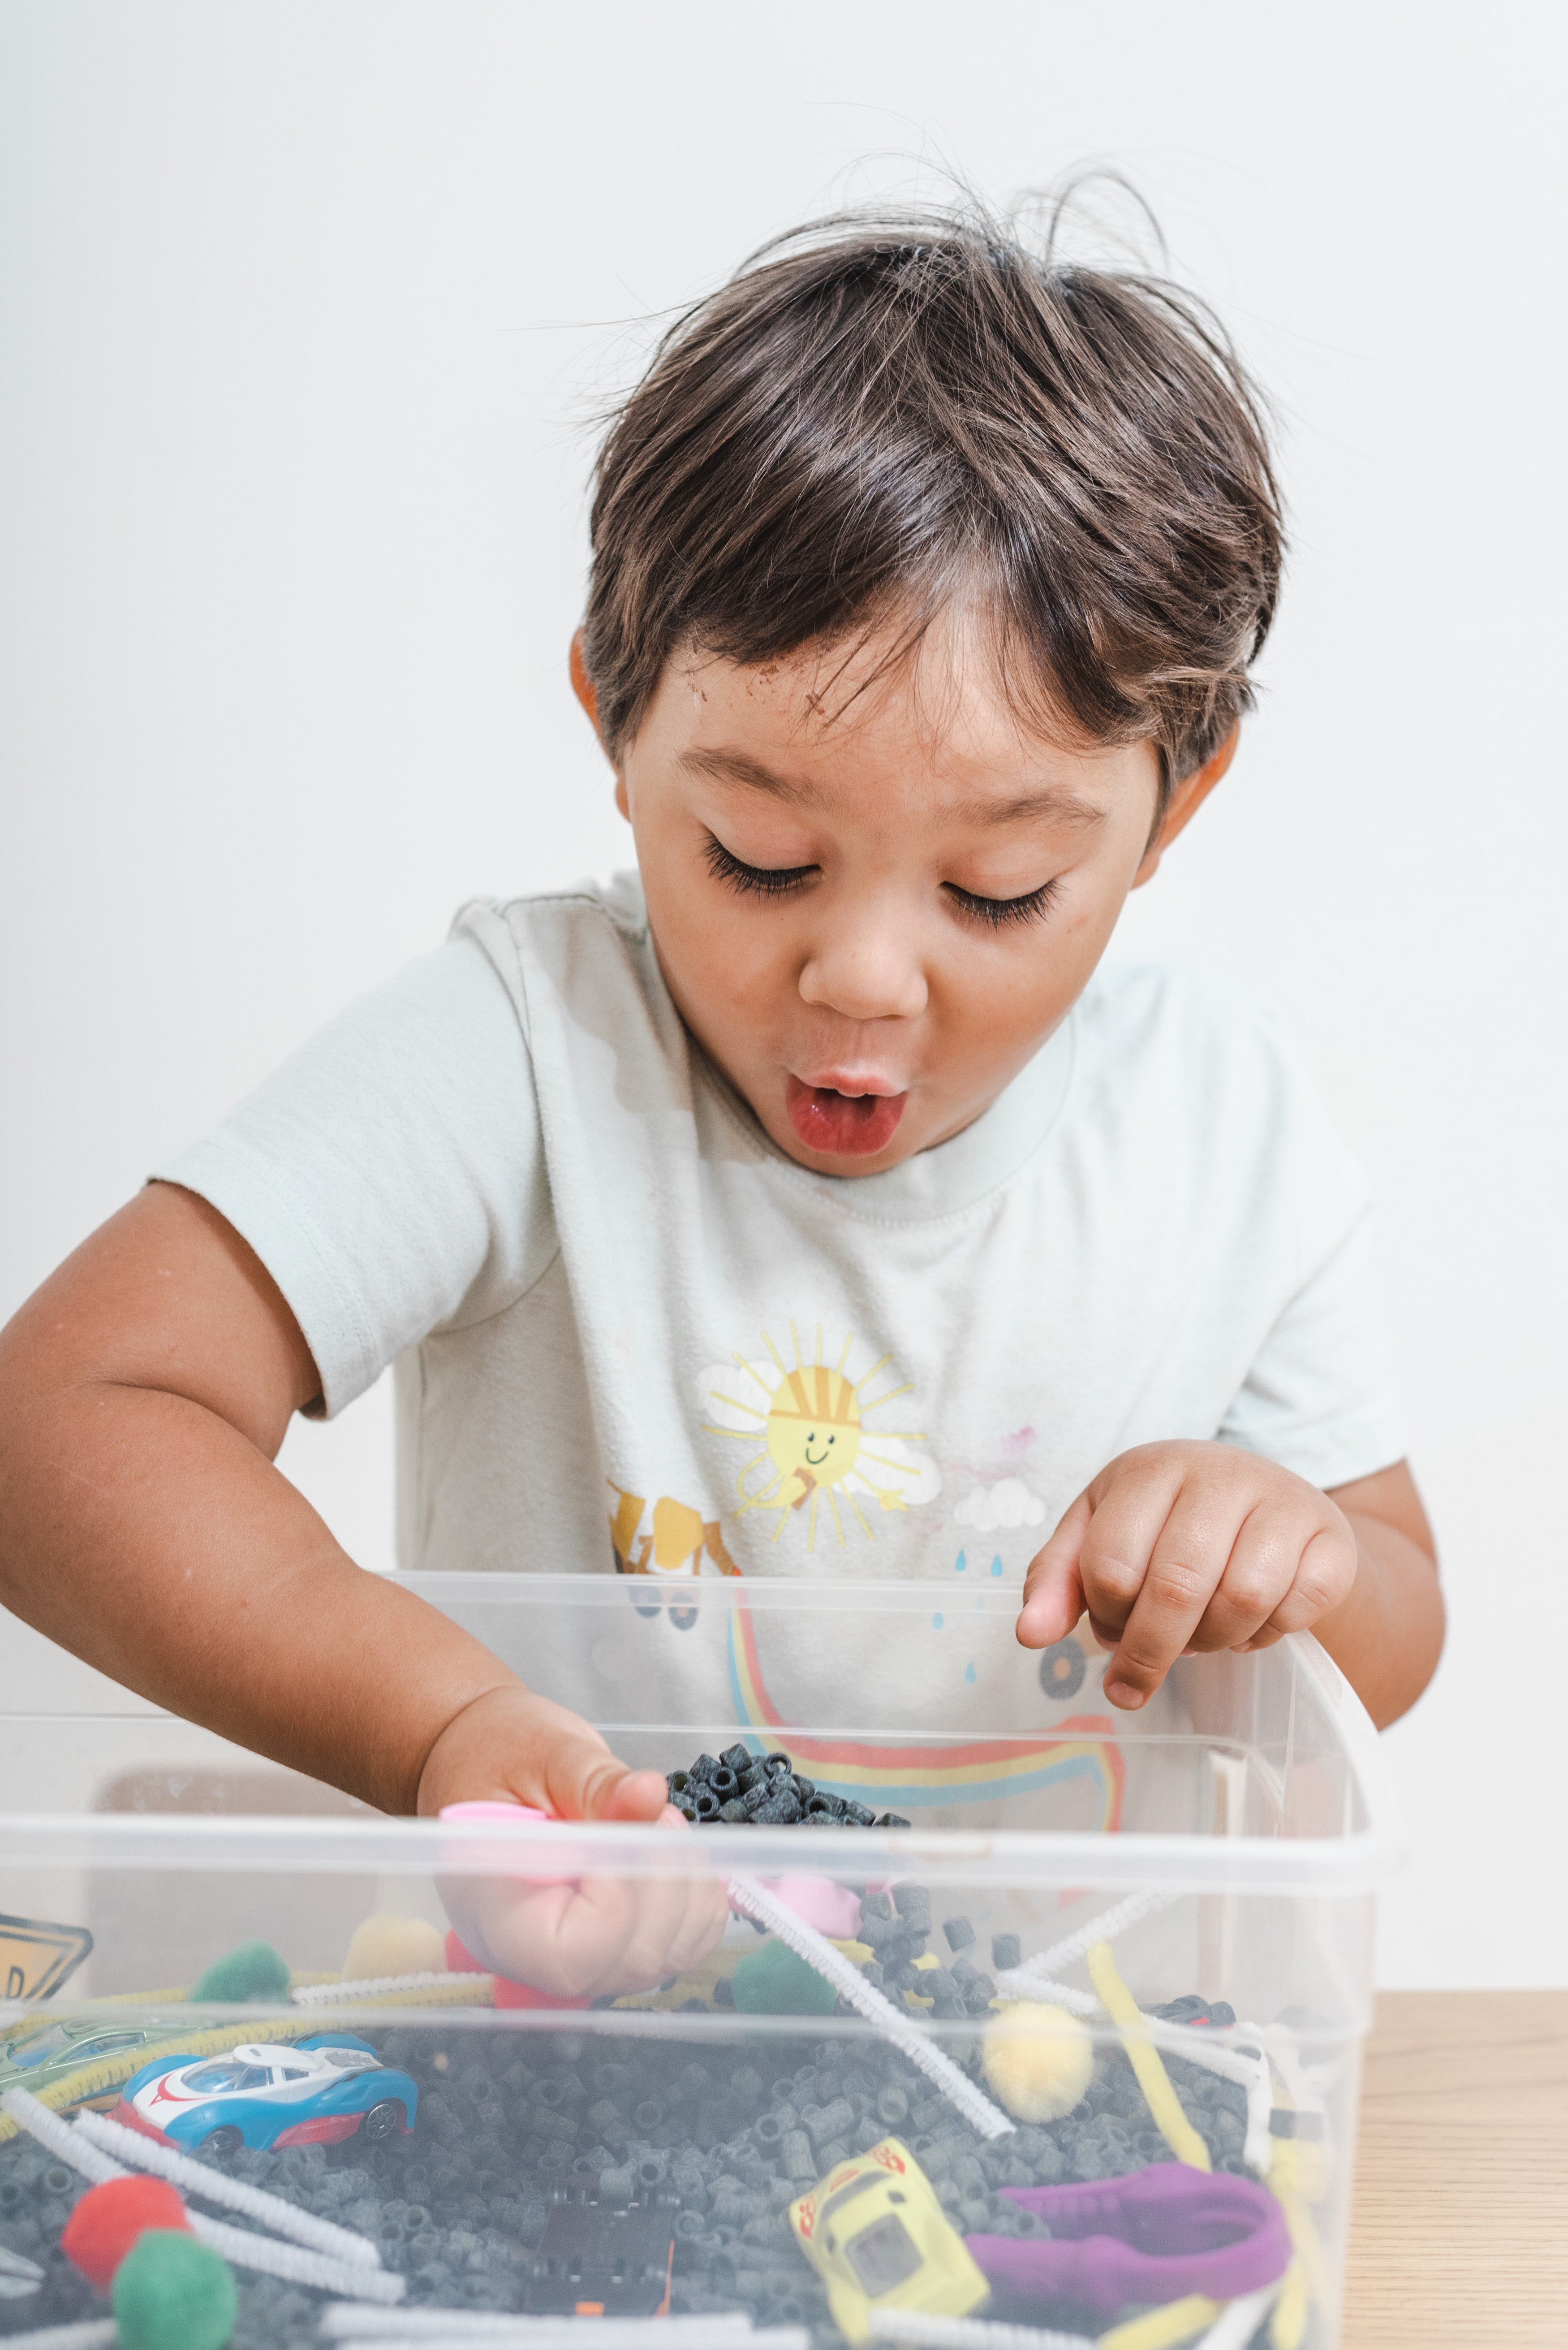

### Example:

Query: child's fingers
xmin=1098 ymin=1479 xmax=1252 ymax=1708
xmin=444 ymin=1862 xmax=728 ymax=2000
xmin=565 ymin=1873 xmax=723 ymax=1996
xmin=441 ymin=1878 xmax=635 ymax=1999
xmin=1016 ymin=1489 xmax=1093 ymax=1647
xmin=510 ymin=1877 xmax=696 ymax=1997
xmin=527 ymin=1879 xmax=642 ymax=1994
xmin=1184 ymin=1503 xmax=1306 ymax=1654
xmin=665 ymin=1876 xmax=732 ymax=1974
xmin=1075 ymin=1460 xmax=1193 ymax=1644
xmin=1242 ymin=1518 xmax=1357 ymax=1642
xmin=601 ymin=1874 xmax=732 ymax=1993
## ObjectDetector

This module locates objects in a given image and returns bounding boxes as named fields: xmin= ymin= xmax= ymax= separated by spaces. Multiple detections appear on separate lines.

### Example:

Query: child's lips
xmin=784 ymin=1074 xmax=908 ymax=1158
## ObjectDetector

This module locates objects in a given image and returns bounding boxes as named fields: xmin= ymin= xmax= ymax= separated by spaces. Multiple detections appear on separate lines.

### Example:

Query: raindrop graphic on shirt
xmin=991 ymin=1555 xmax=1004 ymax=1577
xmin=697 ymin=1323 xmax=939 ymax=1553
xmin=955 ymin=1551 xmax=968 ymax=1573
xmin=964 ymin=1661 xmax=977 ymax=1685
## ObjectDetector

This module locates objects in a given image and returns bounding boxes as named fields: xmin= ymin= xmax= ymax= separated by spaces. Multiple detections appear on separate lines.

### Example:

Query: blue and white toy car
xmin=112 ymin=2033 xmax=417 ymax=2157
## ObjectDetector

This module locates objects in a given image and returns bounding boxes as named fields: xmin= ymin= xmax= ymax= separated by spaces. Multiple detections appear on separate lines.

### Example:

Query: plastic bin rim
xmin=409 ymin=1580 xmax=1400 ymax=1815
xmin=397 ymin=1579 xmax=1391 ymax=1745
xmin=0 ymin=1811 xmax=1404 ymax=1893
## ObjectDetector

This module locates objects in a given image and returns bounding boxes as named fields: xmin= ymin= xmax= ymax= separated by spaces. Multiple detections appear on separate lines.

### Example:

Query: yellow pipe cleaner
xmin=1086 ymin=1939 xmax=1210 ymax=2171
xmin=0 ymin=1976 xmax=496 ymax=2145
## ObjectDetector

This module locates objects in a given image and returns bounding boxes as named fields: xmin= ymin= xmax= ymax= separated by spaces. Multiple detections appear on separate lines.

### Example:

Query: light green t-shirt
xmin=158 ymin=873 xmax=1404 ymax=1610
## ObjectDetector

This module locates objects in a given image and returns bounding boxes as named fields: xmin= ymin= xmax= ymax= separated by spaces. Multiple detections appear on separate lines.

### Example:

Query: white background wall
xmin=2 ymin=1 xmax=1563 ymax=1986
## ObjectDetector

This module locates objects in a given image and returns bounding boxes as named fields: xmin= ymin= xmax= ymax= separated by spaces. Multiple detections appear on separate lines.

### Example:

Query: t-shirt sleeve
xmin=152 ymin=934 xmax=554 ymax=1417
xmin=1215 ymin=1027 xmax=1407 ymax=1490
xmin=1219 ymin=1204 xmax=1407 ymax=1488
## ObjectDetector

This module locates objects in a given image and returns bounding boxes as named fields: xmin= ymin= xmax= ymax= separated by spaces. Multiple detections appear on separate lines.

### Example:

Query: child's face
xmin=600 ymin=613 xmax=1206 ymax=1175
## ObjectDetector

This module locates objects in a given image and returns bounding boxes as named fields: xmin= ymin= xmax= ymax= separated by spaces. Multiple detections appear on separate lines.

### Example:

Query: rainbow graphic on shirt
xmin=724 ymin=1605 xmax=1124 ymax=1827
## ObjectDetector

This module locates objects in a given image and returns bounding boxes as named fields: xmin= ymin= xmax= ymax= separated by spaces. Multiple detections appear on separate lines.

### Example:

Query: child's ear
xmin=570 ymin=628 xmax=631 ymax=821
xmin=1132 ymin=724 xmax=1240 ymax=887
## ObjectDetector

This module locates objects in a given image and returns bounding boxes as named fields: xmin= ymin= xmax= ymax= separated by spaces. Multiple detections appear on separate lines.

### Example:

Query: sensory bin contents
xmin=0 ymin=2013 xmax=1273 ymax=2347
xmin=0 ymin=1588 xmax=1391 ymax=2346
xmin=0 ymin=1865 xmax=1297 ymax=2350
xmin=669 ymin=1742 xmax=912 ymax=1828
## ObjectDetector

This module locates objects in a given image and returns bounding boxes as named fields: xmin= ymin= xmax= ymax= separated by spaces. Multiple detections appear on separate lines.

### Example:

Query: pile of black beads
xmin=879 ymin=1905 xmax=999 ymax=2022
xmin=668 ymin=1743 xmax=911 ymax=1829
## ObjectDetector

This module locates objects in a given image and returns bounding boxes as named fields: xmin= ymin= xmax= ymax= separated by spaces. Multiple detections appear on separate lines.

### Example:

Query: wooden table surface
xmin=1341 ymin=1989 xmax=1568 ymax=2346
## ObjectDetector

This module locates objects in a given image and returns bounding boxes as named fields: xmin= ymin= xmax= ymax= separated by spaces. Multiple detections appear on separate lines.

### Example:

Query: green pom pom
xmin=189 ymin=1939 xmax=290 ymax=2003
xmin=732 ymin=1936 xmax=839 ymax=2017
xmin=112 ymin=2229 xmax=236 ymax=2350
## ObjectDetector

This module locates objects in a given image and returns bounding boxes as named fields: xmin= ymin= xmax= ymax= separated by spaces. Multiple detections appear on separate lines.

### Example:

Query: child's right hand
xmin=420 ymin=1684 xmax=732 ymax=1998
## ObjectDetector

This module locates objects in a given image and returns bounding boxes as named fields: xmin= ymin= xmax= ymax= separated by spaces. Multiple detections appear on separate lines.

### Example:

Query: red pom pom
xmin=444 ymin=1928 xmax=589 ymax=2011
xmin=62 ymin=2174 xmax=190 ymax=2291
xmin=444 ymin=1925 xmax=484 ymax=1976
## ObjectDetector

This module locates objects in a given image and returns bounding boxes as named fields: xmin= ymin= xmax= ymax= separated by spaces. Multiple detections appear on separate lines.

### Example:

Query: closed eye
xmin=943 ymin=877 xmax=1061 ymax=929
xmin=704 ymin=837 xmax=817 ymax=898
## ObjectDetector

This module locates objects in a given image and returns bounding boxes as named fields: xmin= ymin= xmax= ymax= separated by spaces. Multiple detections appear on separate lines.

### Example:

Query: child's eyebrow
xmin=956 ymin=786 xmax=1108 ymax=831
xmin=677 ymin=747 xmax=807 ymax=800
xmin=677 ymin=746 xmax=1107 ymax=830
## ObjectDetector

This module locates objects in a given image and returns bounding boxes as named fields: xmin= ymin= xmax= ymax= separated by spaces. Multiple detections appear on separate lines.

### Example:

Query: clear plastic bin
xmin=0 ymin=1575 xmax=1399 ymax=2349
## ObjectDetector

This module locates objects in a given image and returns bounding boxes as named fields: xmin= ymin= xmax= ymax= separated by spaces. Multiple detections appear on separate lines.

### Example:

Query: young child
xmin=0 ymin=205 xmax=1442 ymax=1994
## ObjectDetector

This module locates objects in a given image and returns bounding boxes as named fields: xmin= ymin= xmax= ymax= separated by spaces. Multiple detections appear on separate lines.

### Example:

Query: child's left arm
xmin=1016 ymin=1443 xmax=1443 ymax=1728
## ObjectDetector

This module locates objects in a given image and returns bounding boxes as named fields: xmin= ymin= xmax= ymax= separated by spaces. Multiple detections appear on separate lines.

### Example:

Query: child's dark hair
xmin=583 ymin=196 xmax=1284 ymax=806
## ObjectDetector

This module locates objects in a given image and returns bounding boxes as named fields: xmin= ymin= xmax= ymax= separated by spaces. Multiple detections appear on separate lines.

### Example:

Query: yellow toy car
xmin=787 ymin=2135 xmax=991 ymax=2345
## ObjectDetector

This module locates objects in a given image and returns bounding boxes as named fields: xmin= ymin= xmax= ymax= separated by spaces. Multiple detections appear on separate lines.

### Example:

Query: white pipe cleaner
xmin=726 ymin=1875 xmax=1015 ymax=2142
xmin=1003 ymin=1889 xmax=1176 ymax=1988
xmin=1262 ymin=2021 xmax=1325 ymax=2130
xmin=869 ymin=2313 xmax=1094 ymax=2348
xmin=76 ymin=2108 xmax=383 ymax=2268
xmin=0 ymin=2091 xmax=121 ymax=2185
xmin=989 ymin=1976 xmax=1099 ymax=2017
xmin=0 ymin=2324 xmax=117 ymax=2348
xmin=2 ymin=2087 xmax=405 ymax=2305
xmin=1194 ymin=2282 xmax=1284 ymax=2349
xmin=293 ymin=1973 xmax=489 ymax=2008
xmin=329 ymin=2336 xmax=807 ymax=2350
xmin=184 ymin=2212 xmax=405 ymax=2304
xmin=1235 ymin=2031 xmax=1275 ymax=2177
xmin=993 ymin=1895 xmax=1276 ymax=2174
xmin=320 ymin=2315 xmax=796 ymax=2346
xmin=0 ymin=2242 xmax=43 ymax=2296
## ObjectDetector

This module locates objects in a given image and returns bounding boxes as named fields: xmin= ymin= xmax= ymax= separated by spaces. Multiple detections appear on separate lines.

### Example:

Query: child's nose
xmin=798 ymin=916 xmax=929 ymax=1023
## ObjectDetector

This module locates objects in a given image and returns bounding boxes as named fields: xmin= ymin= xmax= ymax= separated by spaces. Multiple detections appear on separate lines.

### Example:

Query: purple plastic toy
xmin=966 ymin=2164 xmax=1291 ymax=2324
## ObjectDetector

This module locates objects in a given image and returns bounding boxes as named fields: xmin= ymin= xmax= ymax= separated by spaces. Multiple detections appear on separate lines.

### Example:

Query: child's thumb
xmin=543 ymin=1731 xmax=670 ymax=1826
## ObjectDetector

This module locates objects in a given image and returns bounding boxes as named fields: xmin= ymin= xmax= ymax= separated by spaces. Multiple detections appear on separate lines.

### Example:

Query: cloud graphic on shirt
xmin=844 ymin=1434 xmax=941 ymax=1510
xmin=952 ymin=1478 xmax=1047 ymax=1534
xmin=697 ymin=1361 xmax=775 ymax=1433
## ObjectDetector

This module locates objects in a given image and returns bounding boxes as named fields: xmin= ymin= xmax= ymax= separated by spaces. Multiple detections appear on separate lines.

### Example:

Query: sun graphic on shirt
xmin=696 ymin=1325 xmax=940 ymax=1551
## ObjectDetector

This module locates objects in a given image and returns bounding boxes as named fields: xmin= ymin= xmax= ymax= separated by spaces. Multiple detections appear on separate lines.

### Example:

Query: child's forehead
xmin=661 ymin=620 xmax=1150 ymax=818
xmin=679 ymin=607 xmax=1036 ymax=740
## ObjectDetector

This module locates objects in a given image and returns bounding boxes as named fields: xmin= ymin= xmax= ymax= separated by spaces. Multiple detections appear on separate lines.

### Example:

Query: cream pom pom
xmin=981 ymin=2000 xmax=1095 ymax=2122
xmin=340 ymin=1912 xmax=446 ymax=1983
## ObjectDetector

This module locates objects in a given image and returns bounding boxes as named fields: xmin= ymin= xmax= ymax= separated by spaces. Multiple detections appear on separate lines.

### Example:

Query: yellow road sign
xmin=0 ymin=1913 xmax=94 ymax=2004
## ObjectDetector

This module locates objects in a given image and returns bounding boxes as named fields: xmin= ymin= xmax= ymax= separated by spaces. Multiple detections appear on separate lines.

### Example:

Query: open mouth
xmin=785 ymin=1076 xmax=907 ymax=1158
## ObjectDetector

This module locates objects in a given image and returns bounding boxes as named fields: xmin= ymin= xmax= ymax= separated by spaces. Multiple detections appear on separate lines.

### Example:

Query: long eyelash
xmin=945 ymin=877 xmax=1062 ymax=930
xmin=704 ymin=837 xmax=816 ymax=898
